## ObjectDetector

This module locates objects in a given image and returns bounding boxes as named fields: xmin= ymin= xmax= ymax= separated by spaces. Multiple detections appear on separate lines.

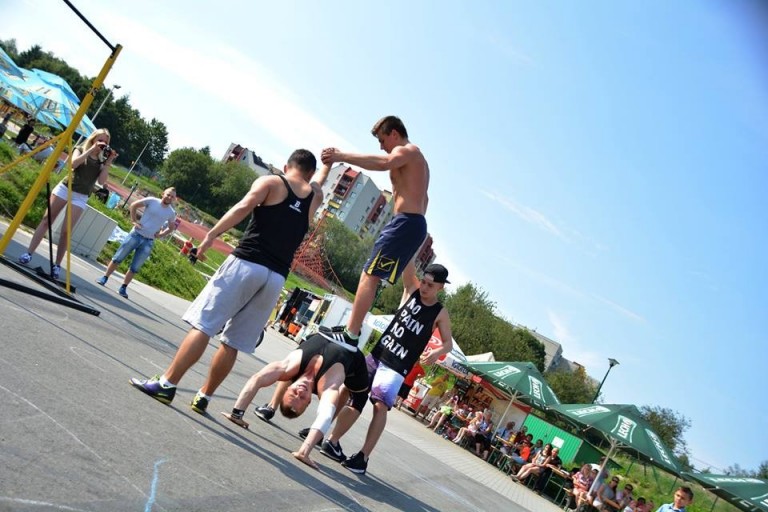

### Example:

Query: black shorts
xmin=397 ymin=382 xmax=413 ymax=400
xmin=363 ymin=213 xmax=426 ymax=284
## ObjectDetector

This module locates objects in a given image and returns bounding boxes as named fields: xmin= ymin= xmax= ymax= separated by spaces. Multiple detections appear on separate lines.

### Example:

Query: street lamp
xmin=91 ymin=84 xmax=120 ymax=123
xmin=121 ymin=137 xmax=151 ymax=185
xmin=75 ymin=84 xmax=120 ymax=145
xmin=592 ymin=358 xmax=620 ymax=403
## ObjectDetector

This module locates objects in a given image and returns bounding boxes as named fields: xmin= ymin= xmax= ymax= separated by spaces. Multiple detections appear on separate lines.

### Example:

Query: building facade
xmin=316 ymin=164 xmax=394 ymax=239
xmin=222 ymin=143 xmax=271 ymax=177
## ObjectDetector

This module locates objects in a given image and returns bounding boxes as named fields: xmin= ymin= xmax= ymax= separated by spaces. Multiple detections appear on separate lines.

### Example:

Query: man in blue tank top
xmin=129 ymin=150 xmax=329 ymax=415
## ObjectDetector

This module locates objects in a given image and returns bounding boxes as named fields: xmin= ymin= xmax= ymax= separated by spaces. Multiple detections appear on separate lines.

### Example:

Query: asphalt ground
xmin=0 ymin=228 xmax=561 ymax=512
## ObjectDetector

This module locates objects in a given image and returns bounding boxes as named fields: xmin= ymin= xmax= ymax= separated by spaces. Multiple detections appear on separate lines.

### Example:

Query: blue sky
xmin=4 ymin=0 xmax=766 ymax=472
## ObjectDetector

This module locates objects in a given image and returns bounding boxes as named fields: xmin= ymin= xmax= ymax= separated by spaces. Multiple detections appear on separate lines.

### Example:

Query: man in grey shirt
xmin=96 ymin=187 xmax=177 ymax=298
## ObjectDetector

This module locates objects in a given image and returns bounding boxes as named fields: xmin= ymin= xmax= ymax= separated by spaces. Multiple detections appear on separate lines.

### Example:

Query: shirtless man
xmin=222 ymin=334 xmax=368 ymax=469
xmin=319 ymin=115 xmax=430 ymax=347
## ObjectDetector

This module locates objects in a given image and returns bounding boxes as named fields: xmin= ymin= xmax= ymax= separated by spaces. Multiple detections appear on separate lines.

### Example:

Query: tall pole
xmin=121 ymin=138 xmax=151 ymax=184
xmin=592 ymin=358 xmax=619 ymax=403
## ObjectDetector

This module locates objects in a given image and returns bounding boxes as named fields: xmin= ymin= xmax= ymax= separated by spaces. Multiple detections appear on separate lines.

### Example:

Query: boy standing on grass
xmin=656 ymin=486 xmax=693 ymax=512
xmin=129 ymin=151 xmax=329 ymax=414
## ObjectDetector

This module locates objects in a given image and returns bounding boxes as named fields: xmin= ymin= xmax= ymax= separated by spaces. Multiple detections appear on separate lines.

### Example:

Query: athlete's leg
xmin=360 ymin=401 xmax=388 ymax=458
xmin=345 ymin=272 xmax=381 ymax=335
xmin=163 ymin=328 xmax=210 ymax=385
xmin=199 ymin=343 xmax=238 ymax=396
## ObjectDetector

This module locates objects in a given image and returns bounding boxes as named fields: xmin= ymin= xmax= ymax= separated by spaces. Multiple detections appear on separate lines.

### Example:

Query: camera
xmin=99 ymin=145 xmax=113 ymax=162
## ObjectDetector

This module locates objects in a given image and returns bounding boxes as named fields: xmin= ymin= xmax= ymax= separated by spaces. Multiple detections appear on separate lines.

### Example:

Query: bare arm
xmin=401 ymin=258 xmax=420 ymax=297
xmin=232 ymin=349 xmax=301 ymax=410
xmin=196 ymin=177 xmax=272 ymax=258
xmin=324 ymin=145 xmax=417 ymax=171
xmin=420 ymin=310 xmax=453 ymax=365
xmin=307 ymin=163 xmax=331 ymax=216
xmin=156 ymin=220 xmax=176 ymax=238
xmin=129 ymin=198 xmax=150 ymax=229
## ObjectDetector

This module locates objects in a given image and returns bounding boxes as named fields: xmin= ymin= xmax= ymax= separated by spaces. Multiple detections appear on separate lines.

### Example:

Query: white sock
xmin=196 ymin=390 xmax=211 ymax=400
xmin=159 ymin=375 xmax=175 ymax=388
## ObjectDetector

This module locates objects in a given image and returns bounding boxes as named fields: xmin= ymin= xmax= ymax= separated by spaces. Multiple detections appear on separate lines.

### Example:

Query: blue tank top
xmin=232 ymin=176 xmax=313 ymax=277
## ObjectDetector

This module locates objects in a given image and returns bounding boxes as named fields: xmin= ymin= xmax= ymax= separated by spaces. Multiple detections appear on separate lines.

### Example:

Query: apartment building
xmin=222 ymin=143 xmax=271 ymax=177
xmin=316 ymin=164 xmax=394 ymax=239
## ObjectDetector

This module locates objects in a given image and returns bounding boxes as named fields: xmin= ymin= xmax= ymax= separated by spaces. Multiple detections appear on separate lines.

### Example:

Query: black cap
xmin=424 ymin=263 xmax=450 ymax=284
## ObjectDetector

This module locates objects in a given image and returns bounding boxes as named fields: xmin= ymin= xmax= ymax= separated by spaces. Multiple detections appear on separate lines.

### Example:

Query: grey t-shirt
xmin=135 ymin=198 xmax=176 ymax=239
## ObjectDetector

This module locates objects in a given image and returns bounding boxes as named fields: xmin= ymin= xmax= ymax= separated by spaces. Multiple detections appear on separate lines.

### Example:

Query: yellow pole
xmin=64 ymin=139 xmax=74 ymax=293
xmin=0 ymin=133 xmax=65 ymax=176
xmin=0 ymin=44 xmax=122 ymax=257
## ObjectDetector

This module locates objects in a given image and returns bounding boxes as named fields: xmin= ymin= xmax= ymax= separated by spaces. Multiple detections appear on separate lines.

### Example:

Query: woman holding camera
xmin=18 ymin=128 xmax=118 ymax=279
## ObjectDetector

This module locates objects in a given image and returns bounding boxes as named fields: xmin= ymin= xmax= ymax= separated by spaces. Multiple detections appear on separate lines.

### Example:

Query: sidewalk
xmin=384 ymin=408 xmax=565 ymax=512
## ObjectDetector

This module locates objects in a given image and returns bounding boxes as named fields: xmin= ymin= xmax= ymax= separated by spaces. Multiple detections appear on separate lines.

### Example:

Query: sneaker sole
xmin=320 ymin=448 xmax=346 ymax=463
xmin=253 ymin=412 xmax=273 ymax=422
xmin=341 ymin=464 xmax=366 ymax=475
xmin=318 ymin=331 xmax=358 ymax=352
xmin=190 ymin=404 xmax=208 ymax=415
xmin=129 ymin=379 xmax=173 ymax=405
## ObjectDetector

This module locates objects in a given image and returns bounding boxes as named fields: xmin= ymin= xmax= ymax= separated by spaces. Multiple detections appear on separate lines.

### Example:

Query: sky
xmin=3 ymin=0 xmax=766 ymax=473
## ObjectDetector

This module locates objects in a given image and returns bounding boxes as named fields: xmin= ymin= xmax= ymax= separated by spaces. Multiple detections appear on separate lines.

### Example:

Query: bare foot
xmin=292 ymin=451 xmax=319 ymax=470
xmin=220 ymin=412 xmax=249 ymax=429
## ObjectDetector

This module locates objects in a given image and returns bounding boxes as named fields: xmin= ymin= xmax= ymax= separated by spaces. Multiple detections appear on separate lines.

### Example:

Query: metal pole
xmin=121 ymin=138 xmax=151 ymax=184
xmin=592 ymin=358 xmax=619 ymax=403
xmin=74 ymin=85 xmax=120 ymax=146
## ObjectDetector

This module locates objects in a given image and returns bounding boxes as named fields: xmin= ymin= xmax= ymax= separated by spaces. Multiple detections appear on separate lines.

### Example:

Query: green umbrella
xmin=457 ymin=361 xmax=561 ymax=429
xmin=682 ymin=472 xmax=768 ymax=512
xmin=458 ymin=361 xmax=561 ymax=410
xmin=547 ymin=403 xmax=682 ymax=487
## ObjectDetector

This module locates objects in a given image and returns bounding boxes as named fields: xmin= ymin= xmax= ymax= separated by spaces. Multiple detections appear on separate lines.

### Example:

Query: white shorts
xmin=52 ymin=182 xmax=89 ymax=210
xmin=182 ymin=255 xmax=285 ymax=353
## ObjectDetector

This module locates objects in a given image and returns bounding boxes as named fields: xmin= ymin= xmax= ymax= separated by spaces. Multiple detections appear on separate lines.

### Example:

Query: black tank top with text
xmin=373 ymin=290 xmax=443 ymax=376
xmin=232 ymin=176 xmax=313 ymax=277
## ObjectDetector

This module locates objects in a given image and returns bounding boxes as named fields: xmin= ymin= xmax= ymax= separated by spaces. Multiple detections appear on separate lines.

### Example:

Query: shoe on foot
xmin=221 ymin=411 xmax=249 ymax=429
xmin=318 ymin=325 xmax=358 ymax=351
xmin=254 ymin=404 xmax=275 ymax=422
xmin=96 ymin=275 xmax=108 ymax=286
xmin=341 ymin=451 xmax=368 ymax=475
xmin=320 ymin=439 xmax=347 ymax=462
xmin=298 ymin=427 xmax=323 ymax=446
xmin=18 ymin=253 xmax=32 ymax=265
xmin=129 ymin=376 xmax=176 ymax=404
xmin=51 ymin=265 xmax=61 ymax=280
xmin=190 ymin=394 xmax=209 ymax=414
xmin=118 ymin=285 xmax=128 ymax=298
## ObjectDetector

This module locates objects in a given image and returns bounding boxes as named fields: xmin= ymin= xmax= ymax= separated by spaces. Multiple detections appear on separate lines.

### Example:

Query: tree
xmin=489 ymin=320 xmax=546 ymax=371
xmin=374 ymin=278 xmax=404 ymax=314
xmin=209 ymin=160 xmax=255 ymax=218
xmin=160 ymin=147 xmax=216 ymax=204
xmin=545 ymin=366 xmax=597 ymax=404
xmin=443 ymin=283 xmax=497 ymax=356
xmin=321 ymin=218 xmax=374 ymax=292
xmin=639 ymin=405 xmax=691 ymax=456
xmin=725 ymin=460 xmax=768 ymax=479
